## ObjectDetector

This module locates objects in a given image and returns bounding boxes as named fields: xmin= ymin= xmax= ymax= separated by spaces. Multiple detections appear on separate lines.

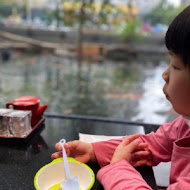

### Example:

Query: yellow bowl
xmin=34 ymin=157 xmax=95 ymax=190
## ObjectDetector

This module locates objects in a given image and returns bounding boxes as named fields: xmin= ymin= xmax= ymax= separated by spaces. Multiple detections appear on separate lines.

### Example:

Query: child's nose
xmin=162 ymin=67 xmax=169 ymax=83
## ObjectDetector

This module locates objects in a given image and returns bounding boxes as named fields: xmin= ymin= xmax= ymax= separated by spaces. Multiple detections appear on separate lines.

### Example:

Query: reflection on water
xmin=0 ymin=52 xmax=178 ymax=125
xmin=132 ymin=62 xmax=173 ymax=124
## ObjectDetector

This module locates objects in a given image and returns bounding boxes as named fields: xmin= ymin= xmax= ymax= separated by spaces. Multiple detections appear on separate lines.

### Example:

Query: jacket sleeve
xmin=166 ymin=176 xmax=190 ymax=190
xmin=92 ymin=138 xmax=123 ymax=167
xmin=97 ymin=160 xmax=152 ymax=190
xmin=93 ymin=116 xmax=187 ymax=189
xmin=97 ymin=159 xmax=190 ymax=190
xmin=139 ymin=116 xmax=183 ymax=166
xmin=92 ymin=115 xmax=178 ymax=168
xmin=91 ymin=116 xmax=179 ymax=167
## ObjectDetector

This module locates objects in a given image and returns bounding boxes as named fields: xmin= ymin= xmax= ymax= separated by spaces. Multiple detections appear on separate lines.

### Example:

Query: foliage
xmin=46 ymin=0 xmax=64 ymax=27
xmin=119 ymin=18 xmax=143 ymax=41
xmin=0 ymin=0 xmax=19 ymax=3
xmin=46 ymin=0 xmax=143 ymax=44
xmin=46 ymin=0 xmax=130 ymax=30
xmin=144 ymin=0 xmax=186 ymax=25
xmin=0 ymin=2 xmax=21 ymax=18
xmin=98 ymin=1 xmax=114 ymax=26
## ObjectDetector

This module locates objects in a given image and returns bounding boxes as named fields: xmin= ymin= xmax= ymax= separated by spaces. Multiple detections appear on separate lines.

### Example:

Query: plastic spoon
xmin=59 ymin=139 xmax=80 ymax=190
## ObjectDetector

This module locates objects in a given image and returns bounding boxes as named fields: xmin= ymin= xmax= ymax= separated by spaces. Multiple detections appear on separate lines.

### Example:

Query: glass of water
xmin=8 ymin=110 xmax=32 ymax=137
xmin=0 ymin=109 xmax=12 ymax=136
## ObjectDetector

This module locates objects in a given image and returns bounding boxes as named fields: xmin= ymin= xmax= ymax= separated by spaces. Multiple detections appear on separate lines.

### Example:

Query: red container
xmin=6 ymin=96 xmax=48 ymax=127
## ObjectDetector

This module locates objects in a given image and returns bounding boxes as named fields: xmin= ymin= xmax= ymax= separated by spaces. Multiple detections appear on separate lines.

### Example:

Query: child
xmin=52 ymin=5 xmax=190 ymax=189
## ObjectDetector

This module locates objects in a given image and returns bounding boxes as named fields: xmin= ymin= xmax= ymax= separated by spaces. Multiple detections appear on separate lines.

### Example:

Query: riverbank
xmin=0 ymin=26 xmax=167 ymax=60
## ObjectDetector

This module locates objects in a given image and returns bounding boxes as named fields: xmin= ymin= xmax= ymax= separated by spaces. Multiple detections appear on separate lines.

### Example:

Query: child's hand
xmin=130 ymin=144 xmax=151 ymax=167
xmin=111 ymin=134 xmax=149 ymax=165
xmin=51 ymin=140 xmax=96 ymax=163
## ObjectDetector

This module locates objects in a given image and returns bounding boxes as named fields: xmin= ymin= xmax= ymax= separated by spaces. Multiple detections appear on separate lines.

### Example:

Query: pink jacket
xmin=92 ymin=116 xmax=190 ymax=189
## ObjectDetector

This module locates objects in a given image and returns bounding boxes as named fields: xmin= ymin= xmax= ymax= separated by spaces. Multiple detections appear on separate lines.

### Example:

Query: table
xmin=0 ymin=116 xmax=158 ymax=190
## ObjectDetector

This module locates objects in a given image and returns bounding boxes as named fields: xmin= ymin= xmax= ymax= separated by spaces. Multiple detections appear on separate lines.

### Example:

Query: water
xmin=0 ymin=51 xmax=178 ymax=125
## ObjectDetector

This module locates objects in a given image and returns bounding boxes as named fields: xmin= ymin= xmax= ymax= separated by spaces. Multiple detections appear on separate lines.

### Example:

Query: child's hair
xmin=165 ymin=5 xmax=190 ymax=66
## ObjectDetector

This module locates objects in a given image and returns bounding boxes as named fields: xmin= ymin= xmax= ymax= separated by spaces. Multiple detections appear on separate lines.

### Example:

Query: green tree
xmin=144 ymin=0 xmax=186 ymax=25
xmin=47 ymin=0 xmax=115 ymax=63
xmin=46 ymin=0 xmax=64 ymax=28
xmin=0 ymin=0 xmax=22 ymax=18
xmin=119 ymin=17 xmax=142 ymax=41
xmin=117 ymin=0 xmax=143 ymax=41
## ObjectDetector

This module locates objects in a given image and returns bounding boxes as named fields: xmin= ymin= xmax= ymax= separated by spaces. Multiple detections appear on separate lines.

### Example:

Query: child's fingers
xmin=130 ymin=160 xmax=146 ymax=167
xmin=122 ymin=134 xmax=140 ymax=146
xmin=131 ymin=150 xmax=150 ymax=160
xmin=64 ymin=140 xmax=81 ymax=152
xmin=64 ymin=141 xmax=80 ymax=156
xmin=136 ymin=142 xmax=148 ymax=150
xmin=127 ymin=134 xmax=141 ymax=142
xmin=131 ymin=160 xmax=151 ymax=167
xmin=51 ymin=152 xmax=63 ymax=159
xmin=124 ymin=139 xmax=141 ymax=153
xmin=55 ymin=142 xmax=71 ymax=156
xmin=55 ymin=143 xmax=62 ymax=151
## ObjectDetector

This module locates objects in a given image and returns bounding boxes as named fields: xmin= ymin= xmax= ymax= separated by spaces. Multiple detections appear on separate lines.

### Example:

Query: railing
xmin=44 ymin=113 xmax=160 ymax=134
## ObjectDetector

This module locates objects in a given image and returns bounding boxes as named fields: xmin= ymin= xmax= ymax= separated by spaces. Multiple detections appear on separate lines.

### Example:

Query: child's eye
xmin=172 ymin=65 xmax=180 ymax=70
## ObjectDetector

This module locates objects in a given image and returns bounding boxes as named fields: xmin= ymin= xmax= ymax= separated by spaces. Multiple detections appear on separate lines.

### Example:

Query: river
xmin=0 ymin=51 xmax=178 ymax=126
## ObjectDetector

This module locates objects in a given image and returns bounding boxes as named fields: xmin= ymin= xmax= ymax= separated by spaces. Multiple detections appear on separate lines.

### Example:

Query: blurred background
xmin=0 ymin=0 xmax=188 ymax=125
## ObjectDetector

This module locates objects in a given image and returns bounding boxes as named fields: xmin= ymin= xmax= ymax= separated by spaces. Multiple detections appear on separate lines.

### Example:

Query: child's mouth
xmin=165 ymin=94 xmax=169 ymax=100
xmin=163 ymin=90 xmax=169 ymax=100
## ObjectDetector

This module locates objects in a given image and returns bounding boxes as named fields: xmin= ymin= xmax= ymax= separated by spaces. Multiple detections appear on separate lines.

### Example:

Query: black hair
xmin=165 ymin=5 xmax=190 ymax=66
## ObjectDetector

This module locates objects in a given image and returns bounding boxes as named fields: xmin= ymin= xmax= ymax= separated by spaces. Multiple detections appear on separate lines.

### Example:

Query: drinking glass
xmin=8 ymin=110 xmax=32 ymax=137
xmin=0 ymin=109 xmax=12 ymax=136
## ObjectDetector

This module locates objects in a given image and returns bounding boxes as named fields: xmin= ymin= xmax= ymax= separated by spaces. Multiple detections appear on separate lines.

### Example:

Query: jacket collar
xmin=183 ymin=116 xmax=190 ymax=127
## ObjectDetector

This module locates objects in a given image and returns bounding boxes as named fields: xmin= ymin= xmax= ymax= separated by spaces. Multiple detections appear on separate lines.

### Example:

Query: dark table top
xmin=0 ymin=117 xmax=158 ymax=190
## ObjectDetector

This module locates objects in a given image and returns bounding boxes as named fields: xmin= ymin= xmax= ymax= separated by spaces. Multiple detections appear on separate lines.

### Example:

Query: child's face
xmin=162 ymin=51 xmax=190 ymax=117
